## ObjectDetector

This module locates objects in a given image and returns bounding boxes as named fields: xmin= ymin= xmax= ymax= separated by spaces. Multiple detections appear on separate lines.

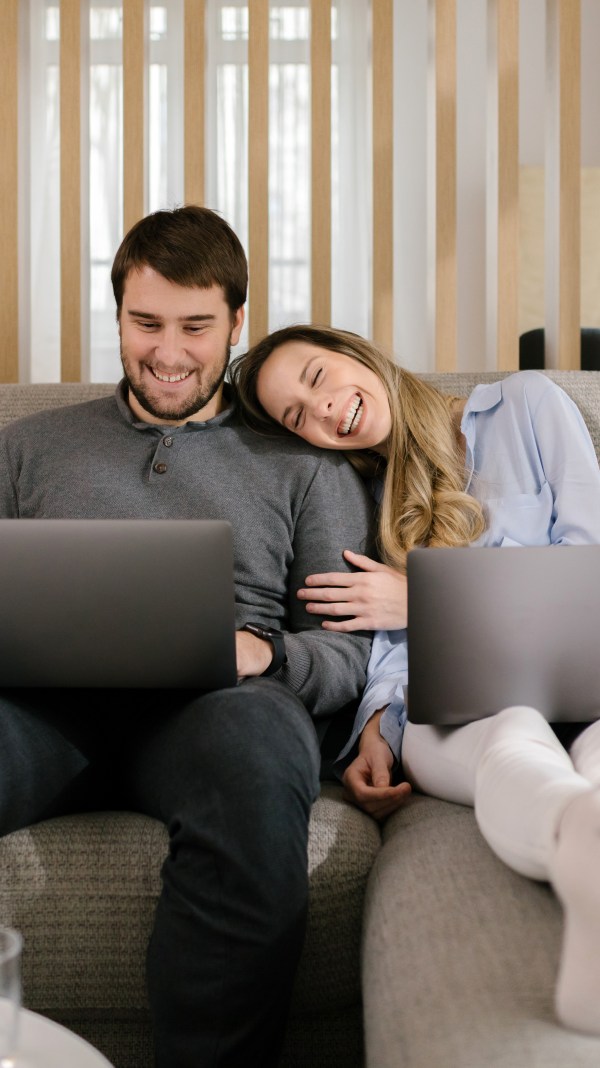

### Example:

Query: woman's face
xmin=256 ymin=341 xmax=393 ymax=455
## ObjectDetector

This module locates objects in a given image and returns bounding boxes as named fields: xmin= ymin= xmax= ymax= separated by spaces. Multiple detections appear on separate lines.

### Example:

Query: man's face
xmin=119 ymin=266 xmax=244 ymax=424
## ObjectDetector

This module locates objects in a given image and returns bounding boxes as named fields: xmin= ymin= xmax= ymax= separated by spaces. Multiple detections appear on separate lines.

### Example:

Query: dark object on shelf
xmin=519 ymin=328 xmax=600 ymax=370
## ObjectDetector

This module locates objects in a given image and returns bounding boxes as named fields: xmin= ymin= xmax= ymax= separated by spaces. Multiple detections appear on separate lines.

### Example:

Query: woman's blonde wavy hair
xmin=230 ymin=325 xmax=486 ymax=571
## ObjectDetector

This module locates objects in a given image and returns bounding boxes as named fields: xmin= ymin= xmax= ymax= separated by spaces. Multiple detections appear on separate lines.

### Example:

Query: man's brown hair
xmin=111 ymin=204 xmax=248 ymax=316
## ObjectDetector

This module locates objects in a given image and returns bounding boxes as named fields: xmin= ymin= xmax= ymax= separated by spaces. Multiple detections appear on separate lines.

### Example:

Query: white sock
xmin=550 ymin=789 xmax=600 ymax=1034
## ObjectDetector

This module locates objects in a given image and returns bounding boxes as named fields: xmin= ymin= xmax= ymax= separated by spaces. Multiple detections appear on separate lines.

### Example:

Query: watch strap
xmin=242 ymin=622 xmax=287 ymax=677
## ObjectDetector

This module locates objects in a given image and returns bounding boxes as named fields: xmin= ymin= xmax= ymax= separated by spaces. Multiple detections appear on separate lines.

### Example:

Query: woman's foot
xmin=550 ymin=789 xmax=600 ymax=1034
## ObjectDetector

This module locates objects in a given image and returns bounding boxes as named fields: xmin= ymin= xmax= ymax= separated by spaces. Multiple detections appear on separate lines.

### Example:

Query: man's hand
xmin=342 ymin=710 xmax=411 ymax=821
xmin=297 ymin=549 xmax=407 ymax=632
xmin=235 ymin=630 xmax=274 ymax=679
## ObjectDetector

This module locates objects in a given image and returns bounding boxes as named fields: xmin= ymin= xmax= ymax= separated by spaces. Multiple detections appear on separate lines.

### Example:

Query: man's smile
xmin=149 ymin=367 xmax=195 ymax=384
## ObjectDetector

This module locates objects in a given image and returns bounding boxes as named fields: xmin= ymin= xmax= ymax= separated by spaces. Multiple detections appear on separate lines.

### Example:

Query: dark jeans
xmin=0 ymin=678 xmax=321 ymax=1068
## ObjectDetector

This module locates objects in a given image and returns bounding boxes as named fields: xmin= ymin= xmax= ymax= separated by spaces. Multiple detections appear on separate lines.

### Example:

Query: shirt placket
xmin=148 ymin=430 xmax=181 ymax=481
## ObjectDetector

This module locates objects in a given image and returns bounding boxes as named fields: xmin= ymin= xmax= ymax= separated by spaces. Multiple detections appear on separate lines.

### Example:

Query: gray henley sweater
xmin=0 ymin=382 xmax=375 ymax=719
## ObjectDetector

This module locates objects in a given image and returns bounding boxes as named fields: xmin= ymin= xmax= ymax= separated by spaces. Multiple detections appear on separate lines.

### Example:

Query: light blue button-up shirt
xmin=336 ymin=371 xmax=600 ymax=769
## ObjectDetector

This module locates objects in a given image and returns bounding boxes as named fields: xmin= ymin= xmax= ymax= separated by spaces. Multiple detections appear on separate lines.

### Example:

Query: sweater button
xmin=153 ymin=462 xmax=168 ymax=474
xmin=163 ymin=436 xmax=173 ymax=447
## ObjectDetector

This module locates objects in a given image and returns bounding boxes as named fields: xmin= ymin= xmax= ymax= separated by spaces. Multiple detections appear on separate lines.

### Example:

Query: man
xmin=0 ymin=206 xmax=374 ymax=1066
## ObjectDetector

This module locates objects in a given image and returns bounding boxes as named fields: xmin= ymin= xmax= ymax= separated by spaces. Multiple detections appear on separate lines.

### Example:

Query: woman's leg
xmin=402 ymin=707 xmax=590 ymax=879
xmin=547 ymin=720 xmax=600 ymax=1033
xmin=568 ymin=718 xmax=600 ymax=783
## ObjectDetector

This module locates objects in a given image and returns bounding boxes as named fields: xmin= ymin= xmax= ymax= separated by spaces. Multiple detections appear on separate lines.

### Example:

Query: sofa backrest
xmin=420 ymin=371 xmax=600 ymax=461
xmin=0 ymin=383 xmax=114 ymax=430
xmin=0 ymin=372 xmax=598 ymax=462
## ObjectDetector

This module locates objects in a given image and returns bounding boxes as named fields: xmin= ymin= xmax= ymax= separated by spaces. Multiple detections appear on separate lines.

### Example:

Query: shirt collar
xmin=460 ymin=379 xmax=504 ymax=487
xmin=460 ymin=379 xmax=504 ymax=437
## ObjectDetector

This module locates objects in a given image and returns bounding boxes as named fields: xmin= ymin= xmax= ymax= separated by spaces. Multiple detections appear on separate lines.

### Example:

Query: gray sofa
xmin=0 ymin=371 xmax=599 ymax=1068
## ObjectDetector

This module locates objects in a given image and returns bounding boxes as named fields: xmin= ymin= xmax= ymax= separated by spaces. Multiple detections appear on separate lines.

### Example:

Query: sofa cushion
xmin=0 ymin=784 xmax=379 ymax=1067
xmin=363 ymin=793 xmax=600 ymax=1068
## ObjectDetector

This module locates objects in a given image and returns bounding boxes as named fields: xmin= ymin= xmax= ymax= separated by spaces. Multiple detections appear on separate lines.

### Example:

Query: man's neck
xmin=127 ymin=387 xmax=230 ymax=426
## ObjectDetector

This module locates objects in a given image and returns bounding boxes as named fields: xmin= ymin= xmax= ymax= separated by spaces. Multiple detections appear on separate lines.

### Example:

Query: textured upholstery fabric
xmin=0 ymin=383 xmax=115 ymax=428
xmin=0 ymin=812 xmax=158 ymax=1066
xmin=363 ymin=795 xmax=600 ymax=1068
xmin=0 ymin=785 xmax=379 ymax=1068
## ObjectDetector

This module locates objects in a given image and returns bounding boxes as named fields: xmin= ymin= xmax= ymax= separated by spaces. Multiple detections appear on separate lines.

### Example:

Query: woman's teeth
xmin=338 ymin=396 xmax=363 ymax=436
xmin=151 ymin=369 xmax=193 ymax=383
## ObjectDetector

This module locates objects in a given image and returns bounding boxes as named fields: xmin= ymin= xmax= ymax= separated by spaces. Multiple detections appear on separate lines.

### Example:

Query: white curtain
xmin=25 ymin=1 xmax=591 ymax=382
xmin=22 ymin=0 xmax=372 ymax=381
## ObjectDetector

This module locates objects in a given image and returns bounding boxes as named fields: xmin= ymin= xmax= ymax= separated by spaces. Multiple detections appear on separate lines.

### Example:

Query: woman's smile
xmin=338 ymin=394 xmax=363 ymax=436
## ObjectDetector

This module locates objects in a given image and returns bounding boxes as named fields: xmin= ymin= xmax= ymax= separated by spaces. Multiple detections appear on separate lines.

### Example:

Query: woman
xmin=230 ymin=324 xmax=600 ymax=1034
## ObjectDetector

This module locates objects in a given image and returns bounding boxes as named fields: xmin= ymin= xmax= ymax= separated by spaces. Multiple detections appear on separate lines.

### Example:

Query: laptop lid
xmin=0 ymin=519 xmax=237 ymax=689
xmin=406 ymin=545 xmax=600 ymax=725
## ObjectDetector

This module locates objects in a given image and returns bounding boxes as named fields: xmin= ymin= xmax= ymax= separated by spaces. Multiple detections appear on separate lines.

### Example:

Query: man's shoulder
xmin=229 ymin=419 xmax=364 ymax=477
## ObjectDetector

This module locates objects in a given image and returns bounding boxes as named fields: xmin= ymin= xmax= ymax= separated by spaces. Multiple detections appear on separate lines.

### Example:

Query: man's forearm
xmin=275 ymin=629 xmax=371 ymax=718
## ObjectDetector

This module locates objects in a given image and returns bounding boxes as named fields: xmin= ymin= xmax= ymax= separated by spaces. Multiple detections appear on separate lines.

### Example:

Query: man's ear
xmin=230 ymin=305 xmax=245 ymax=346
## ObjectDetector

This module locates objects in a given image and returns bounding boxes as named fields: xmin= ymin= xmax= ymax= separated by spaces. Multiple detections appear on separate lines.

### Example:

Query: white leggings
xmin=402 ymin=708 xmax=600 ymax=880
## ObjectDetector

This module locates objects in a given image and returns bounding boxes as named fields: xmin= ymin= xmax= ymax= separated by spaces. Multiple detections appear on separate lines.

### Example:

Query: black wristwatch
xmin=242 ymin=622 xmax=287 ymax=677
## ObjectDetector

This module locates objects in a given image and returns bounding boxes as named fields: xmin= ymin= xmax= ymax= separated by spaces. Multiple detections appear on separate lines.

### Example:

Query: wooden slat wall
xmin=60 ymin=0 xmax=82 ymax=382
xmin=0 ymin=3 xmax=590 ymax=381
xmin=557 ymin=0 xmax=581 ymax=370
xmin=434 ymin=0 xmax=457 ymax=371
xmin=248 ymin=0 xmax=270 ymax=345
xmin=372 ymin=0 xmax=394 ymax=351
xmin=311 ymin=0 xmax=331 ymax=326
xmin=545 ymin=0 xmax=581 ymax=370
xmin=0 ymin=0 xmax=19 ymax=382
xmin=123 ymin=0 xmax=147 ymax=235
xmin=184 ymin=0 xmax=205 ymax=205
xmin=495 ymin=0 xmax=519 ymax=371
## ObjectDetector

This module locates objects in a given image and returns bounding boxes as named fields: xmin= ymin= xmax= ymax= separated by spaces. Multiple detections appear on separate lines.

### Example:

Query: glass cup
xmin=0 ymin=928 xmax=21 ymax=1066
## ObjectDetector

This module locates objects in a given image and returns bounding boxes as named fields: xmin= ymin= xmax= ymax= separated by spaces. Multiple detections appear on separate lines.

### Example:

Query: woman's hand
xmin=342 ymin=710 xmax=411 ymax=821
xmin=297 ymin=549 xmax=407 ymax=631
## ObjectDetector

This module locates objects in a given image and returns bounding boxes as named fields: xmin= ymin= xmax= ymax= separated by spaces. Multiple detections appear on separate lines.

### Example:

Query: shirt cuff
xmin=333 ymin=691 xmax=407 ymax=776
xmin=379 ymin=702 xmax=407 ymax=761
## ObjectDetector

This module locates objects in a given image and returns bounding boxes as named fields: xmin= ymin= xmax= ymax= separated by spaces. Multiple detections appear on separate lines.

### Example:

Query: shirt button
xmin=163 ymin=436 xmax=173 ymax=447
xmin=153 ymin=462 xmax=168 ymax=474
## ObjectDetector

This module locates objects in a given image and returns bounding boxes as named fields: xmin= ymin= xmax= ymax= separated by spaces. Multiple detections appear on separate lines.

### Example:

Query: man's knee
xmin=0 ymin=695 xmax=89 ymax=835
xmin=133 ymin=679 xmax=321 ymax=829
xmin=147 ymin=681 xmax=319 ymax=922
xmin=187 ymin=678 xmax=320 ymax=796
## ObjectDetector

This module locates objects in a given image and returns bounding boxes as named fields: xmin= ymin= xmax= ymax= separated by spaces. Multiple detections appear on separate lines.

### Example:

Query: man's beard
xmin=121 ymin=343 xmax=231 ymax=422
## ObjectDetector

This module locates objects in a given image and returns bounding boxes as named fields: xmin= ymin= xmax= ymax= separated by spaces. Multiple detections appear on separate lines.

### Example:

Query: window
xmin=23 ymin=0 xmax=369 ymax=381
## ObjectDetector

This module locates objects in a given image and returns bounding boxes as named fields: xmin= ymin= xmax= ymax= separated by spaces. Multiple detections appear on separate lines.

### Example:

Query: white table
xmin=7 ymin=1006 xmax=115 ymax=1067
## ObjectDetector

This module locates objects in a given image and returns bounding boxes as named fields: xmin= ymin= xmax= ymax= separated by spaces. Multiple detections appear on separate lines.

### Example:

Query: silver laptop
xmin=406 ymin=545 xmax=600 ymax=725
xmin=0 ymin=519 xmax=237 ymax=689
